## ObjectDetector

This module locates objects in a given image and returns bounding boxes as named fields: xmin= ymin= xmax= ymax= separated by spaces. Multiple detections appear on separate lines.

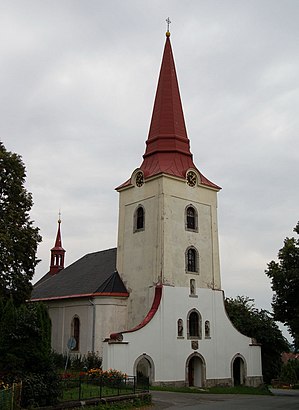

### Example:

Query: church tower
xmin=49 ymin=215 xmax=65 ymax=275
xmin=116 ymin=31 xmax=221 ymax=328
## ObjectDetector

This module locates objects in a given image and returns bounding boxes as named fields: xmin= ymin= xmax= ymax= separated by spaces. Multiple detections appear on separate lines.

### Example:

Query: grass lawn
xmin=61 ymin=381 xmax=136 ymax=401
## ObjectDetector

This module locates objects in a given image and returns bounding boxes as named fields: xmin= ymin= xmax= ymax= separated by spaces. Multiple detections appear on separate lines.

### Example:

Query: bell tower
xmin=49 ymin=214 xmax=65 ymax=275
xmin=116 ymin=31 xmax=221 ymax=328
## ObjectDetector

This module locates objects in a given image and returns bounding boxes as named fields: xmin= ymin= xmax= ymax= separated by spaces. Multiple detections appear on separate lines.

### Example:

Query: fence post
xmin=12 ymin=383 xmax=15 ymax=410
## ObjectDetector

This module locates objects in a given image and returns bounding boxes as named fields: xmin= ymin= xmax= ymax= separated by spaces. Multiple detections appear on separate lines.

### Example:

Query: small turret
xmin=49 ymin=214 xmax=65 ymax=275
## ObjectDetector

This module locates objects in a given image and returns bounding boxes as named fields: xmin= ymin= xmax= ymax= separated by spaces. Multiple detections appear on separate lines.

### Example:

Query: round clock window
xmin=186 ymin=171 xmax=197 ymax=187
xmin=135 ymin=171 xmax=144 ymax=187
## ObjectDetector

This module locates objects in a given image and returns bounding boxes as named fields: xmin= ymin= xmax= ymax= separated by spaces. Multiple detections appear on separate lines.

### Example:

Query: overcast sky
xmin=1 ymin=1 xmax=298 ymax=338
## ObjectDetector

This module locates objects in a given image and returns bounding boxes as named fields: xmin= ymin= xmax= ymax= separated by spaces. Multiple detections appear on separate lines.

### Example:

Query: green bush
xmin=280 ymin=360 xmax=298 ymax=385
xmin=53 ymin=351 xmax=102 ymax=372
xmin=21 ymin=369 xmax=61 ymax=408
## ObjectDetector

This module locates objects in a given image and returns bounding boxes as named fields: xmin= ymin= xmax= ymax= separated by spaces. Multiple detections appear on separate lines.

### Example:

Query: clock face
xmin=186 ymin=171 xmax=197 ymax=187
xmin=135 ymin=171 xmax=144 ymax=187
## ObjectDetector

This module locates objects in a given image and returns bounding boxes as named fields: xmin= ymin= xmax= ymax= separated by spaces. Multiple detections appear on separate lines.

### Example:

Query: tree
xmin=265 ymin=222 xmax=299 ymax=350
xmin=0 ymin=300 xmax=61 ymax=407
xmin=280 ymin=360 xmax=298 ymax=385
xmin=0 ymin=142 xmax=41 ymax=305
xmin=225 ymin=296 xmax=289 ymax=383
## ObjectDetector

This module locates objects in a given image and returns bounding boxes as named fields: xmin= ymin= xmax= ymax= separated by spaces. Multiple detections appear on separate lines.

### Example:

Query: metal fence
xmin=0 ymin=383 xmax=22 ymax=410
xmin=60 ymin=375 xmax=149 ymax=402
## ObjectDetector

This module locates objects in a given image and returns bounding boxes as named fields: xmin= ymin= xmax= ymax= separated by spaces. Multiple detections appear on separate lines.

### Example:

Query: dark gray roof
xmin=31 ymin=248 xmax=128 ymax=301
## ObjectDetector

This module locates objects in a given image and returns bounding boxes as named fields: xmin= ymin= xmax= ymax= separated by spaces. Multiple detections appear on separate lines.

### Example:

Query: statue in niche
xmin=205 ymin=320 xmax=210 ymax=338
xmin=190 ymin=279 xmax=196 ymax=295
xmin=177 ymin=319 xmax=183 ymax=337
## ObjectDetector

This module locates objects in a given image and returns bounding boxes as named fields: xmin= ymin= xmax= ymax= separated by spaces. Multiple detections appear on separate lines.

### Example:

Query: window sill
xmin=133 ymin=228 xmax=145 ymax=233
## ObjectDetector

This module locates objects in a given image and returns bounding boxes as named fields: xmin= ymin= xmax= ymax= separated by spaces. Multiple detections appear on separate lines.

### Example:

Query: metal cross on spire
xmin=166 ymin=17 xmax=171 ymax=32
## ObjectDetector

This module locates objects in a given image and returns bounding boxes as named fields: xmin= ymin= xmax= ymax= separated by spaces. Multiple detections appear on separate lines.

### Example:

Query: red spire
xmin=117 ymin=32 xmax=220 ymax=190
xmin=140 ymin=32 xmax=195 ymax=179
xmin=49 ymin=216 xmax=65 ymax=275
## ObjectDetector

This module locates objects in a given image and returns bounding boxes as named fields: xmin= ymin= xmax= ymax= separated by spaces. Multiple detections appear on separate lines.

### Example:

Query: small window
xmin=186 ymin=247 xmax=199 ymax=273
xmin=134 ymin=205 xmax=145 ymax=232
xmin=177 ymin=319 xmax=184 ymax=337
xmin=71 ymin=316 xmax=80 ymax=351
xmin=185 ymin=205 xmax=198 ymax=231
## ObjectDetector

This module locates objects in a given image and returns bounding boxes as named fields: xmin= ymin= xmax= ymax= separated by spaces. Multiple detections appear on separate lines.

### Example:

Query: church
xmin=31 ymin=29 xmax=263 ymax=387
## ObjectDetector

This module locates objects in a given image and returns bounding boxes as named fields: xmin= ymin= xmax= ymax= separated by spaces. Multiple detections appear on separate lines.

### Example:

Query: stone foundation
xmin=205 ymin=378 xmax=232 ymax=388
xmin=152 ymin=380 xmax=186 ymax=388
xmin=244 ymin=376 xmax=264 ymax=387
xmin=152 ymin=376 xmax=263 ymax=388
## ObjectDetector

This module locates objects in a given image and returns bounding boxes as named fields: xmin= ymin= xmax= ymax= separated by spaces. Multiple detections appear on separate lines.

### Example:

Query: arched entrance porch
xmin=133 ymin=354 xmax=155 ymax=386
xmin=186 ymin=353 xmax=206 ymax=387
xmin=232 ymin=354 xmax=246 ymax=386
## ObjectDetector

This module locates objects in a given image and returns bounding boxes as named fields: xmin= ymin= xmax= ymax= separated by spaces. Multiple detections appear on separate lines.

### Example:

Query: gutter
xmin=89 ymin=298 xmax=96 ymax=353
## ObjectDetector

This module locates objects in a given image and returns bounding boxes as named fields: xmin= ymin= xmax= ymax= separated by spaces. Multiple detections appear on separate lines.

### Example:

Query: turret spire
xmin=49 ymin=214 xmax=66 ymax=275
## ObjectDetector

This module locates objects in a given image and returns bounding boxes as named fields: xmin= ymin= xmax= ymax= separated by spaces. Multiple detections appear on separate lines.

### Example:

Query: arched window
xmin=185 ymin=205 xmax=198 ymax=231
xmin=177 ymin=319 xmax=184 ymax=337
xmin=134 ymin=205 xmax=145 ymax=232
xmin=71 ymin=316 xmax=80 ymax=351
xmin=187 ymin=309 xmax=202 ymax=339
xmin=186 ymin=247 xmax=199 ymax=273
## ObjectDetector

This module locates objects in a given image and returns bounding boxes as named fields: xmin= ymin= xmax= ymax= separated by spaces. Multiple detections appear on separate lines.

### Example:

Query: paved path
xmin=150 ymin=389 xmax=299 ymax=409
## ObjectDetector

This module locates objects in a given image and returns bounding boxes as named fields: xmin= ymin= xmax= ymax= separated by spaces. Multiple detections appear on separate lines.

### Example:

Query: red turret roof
xmin=52 ymin=219 xmax=64 ymax=251
xmin=49 ymin=218 xmax=65 ymax=275
xmin=117 ymin=32 xmax=220 ymax=190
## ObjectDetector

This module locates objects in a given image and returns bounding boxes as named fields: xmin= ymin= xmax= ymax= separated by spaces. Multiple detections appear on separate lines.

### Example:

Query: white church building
xmin=32 ymin=30 xmax=262 ymax=387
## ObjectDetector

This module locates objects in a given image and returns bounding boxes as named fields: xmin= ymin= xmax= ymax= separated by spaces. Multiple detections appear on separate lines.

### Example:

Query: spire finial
xmin=166 ymin=17 xmax=171 ymax=37
xmin=58 ymin=210 xmax=61 ymax=224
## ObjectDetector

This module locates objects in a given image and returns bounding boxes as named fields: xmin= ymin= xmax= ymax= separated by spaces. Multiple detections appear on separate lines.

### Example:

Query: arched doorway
xmin=134 ymin=354 xmax=155 ymax=386
xmin=186 ymin=354 xmax=205 ymax=387
xmin=232 ymin=356 xmax=246 ymax=386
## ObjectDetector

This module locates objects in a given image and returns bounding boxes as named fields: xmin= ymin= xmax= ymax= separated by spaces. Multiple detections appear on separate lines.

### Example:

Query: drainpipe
xmin=88 ymin=298 xmax=96 ymax=353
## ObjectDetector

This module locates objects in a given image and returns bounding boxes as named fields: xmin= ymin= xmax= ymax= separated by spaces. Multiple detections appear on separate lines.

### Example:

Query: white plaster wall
xmin=47 ymin=296 xmax=127 ymax=356
xmin=47 ymin=299 xmax=93 ymax=354
xmin=117 ymin=173 xmax=221 ymax=328
xmin=103 ymin=286 xmax=262 ymax=383
xmin=162 ymin=176 xmax=221 ymax=290
xmin=94 ymin=298 xmax=128 ymax=355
